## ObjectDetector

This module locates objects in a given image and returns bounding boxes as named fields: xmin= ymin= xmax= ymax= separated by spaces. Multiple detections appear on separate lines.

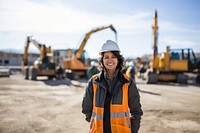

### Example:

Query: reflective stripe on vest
xmin=110 ymin=111 xmax=129 ymax=118
xmin=89 ymin=74 xmax=131 ymax=133
xmin=92 ymin=112 xmax=103 ymax=120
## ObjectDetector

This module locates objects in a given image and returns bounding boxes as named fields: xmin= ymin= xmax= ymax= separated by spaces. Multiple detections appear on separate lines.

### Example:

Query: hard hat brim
xmin=99 ymin=50 xmax=120 ymax=53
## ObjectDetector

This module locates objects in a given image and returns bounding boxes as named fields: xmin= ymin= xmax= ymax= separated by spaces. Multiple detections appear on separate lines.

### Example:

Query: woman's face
xmin=103 ymin=52 xmax=118 ymax=71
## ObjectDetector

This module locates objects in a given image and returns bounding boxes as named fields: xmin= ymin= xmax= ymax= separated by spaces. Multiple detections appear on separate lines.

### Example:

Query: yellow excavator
xmin=147 ymin=10 xmax=200 ymax=84
xmin=22 ymin=35 xmax=57 ymax=80
xmin=62 ymin=24 xmax=117 ymax=79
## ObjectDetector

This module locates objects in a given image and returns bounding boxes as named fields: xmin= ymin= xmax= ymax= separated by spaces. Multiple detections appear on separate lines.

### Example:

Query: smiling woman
xmin=82 ymin=40 xmax=143 ymax=133
xmin=103 ymin=52 xmax=118 ymax=73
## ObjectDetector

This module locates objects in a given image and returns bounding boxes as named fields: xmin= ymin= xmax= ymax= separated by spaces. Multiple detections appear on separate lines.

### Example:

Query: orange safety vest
xmin=89 ymin=75 xmax=131 ymax=133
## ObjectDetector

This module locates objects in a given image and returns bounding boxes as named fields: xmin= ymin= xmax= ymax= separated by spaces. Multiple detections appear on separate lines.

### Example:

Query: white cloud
xmin=0 ymin=0 xmax=152 ymax=34
xmin=0 ymin=0 xmax=95 ymax=33
xmin=0 ymin=0 xmax=200 ymax=58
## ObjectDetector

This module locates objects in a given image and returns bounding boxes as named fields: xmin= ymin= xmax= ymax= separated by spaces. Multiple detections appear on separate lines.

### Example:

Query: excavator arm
xmin=152 ymin=10 xmax=159 ymax=72
xmin=75 ymin=24 xmax=117 ymax=59
xmin=23 ymin=36 xmax=31 ymax=66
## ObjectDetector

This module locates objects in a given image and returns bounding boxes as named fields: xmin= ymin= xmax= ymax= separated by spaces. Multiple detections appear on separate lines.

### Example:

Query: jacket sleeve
xmin=82 ymin=78 xmax=94 ymax=122
xmin=128 ymin=79 xmax=143 ymax=133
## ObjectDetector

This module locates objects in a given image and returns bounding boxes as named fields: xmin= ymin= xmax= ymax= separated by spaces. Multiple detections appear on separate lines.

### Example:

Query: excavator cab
xmin=169 ymin=48 xmax=198 ymax=72
xmin=78 ymin=50 xmax=90 ymax=66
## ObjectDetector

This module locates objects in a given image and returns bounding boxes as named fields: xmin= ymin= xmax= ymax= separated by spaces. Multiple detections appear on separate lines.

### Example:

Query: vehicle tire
xmin=196 ymin=74 xmax=200 ymax=84
xmin=147 ymin=72 xmax=158 ymax=84
xmin=177 ymin=74 xmax=188 ymax=84
xmin=65 ymin=69 xmax=74 ymax=80
xmin=48 ymin=76 xmax=54 ymax=80
xmin=24 ymin=67 xmax=29 ymax=80
xmin=31 ymin=67 xmax=37 ymax=80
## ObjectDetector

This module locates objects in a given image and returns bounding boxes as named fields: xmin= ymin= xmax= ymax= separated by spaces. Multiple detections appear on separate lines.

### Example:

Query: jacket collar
xmin=94 ymin=69 xmax=129 ymax=85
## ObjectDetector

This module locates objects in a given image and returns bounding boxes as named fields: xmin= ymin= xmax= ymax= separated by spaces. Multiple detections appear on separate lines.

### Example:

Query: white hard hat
xmin=129 ymin=61 xmax=134 ymax=67
xmin=100 ymin=40 xmax=120 ymax=53
xmin=91 ymin=61 xmax=95 ymax=66
xmin=125 ymin=62 xmax=129 ymax=67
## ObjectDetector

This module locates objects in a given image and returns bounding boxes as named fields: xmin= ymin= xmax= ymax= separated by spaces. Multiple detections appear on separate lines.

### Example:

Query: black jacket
xmin=82 ymin=70 xmax=143 ymax=133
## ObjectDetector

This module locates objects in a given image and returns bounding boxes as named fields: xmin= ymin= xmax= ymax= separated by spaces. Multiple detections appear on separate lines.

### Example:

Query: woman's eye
xmin=103 ymin=56 xmax=116 ymax=60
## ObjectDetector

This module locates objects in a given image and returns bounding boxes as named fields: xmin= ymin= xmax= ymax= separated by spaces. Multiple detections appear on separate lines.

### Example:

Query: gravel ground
xmin=0 ymin=73 xmax=200 ymax=133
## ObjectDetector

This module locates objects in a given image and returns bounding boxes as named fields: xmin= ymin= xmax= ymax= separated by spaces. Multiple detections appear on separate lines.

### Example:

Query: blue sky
xmin=0 ymin=0 xmax=200 ymax=58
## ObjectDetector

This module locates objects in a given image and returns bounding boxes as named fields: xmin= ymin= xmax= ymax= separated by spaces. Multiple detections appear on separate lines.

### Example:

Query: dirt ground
xmin=0 ymin=72 xmax=200 ymax=133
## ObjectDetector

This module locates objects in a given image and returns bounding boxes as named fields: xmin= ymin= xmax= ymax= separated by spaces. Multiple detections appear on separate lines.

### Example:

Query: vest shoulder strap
xmin=123 ymin=73 xmax=130 ymax=81
xmin=92 ymin=74 xmax=98 ymax=81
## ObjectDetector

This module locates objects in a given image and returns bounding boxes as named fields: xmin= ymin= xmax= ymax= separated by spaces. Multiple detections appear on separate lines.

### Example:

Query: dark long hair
xmin=98 ymin=51 xmax=124 ymax=71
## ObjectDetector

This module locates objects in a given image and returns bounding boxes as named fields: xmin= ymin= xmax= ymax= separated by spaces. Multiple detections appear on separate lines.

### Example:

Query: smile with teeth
xmin=107 ymin=63 xmax=114 ymax=66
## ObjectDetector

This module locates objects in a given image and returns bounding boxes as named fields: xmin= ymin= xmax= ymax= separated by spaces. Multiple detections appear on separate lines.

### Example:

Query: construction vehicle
xmin=22 ymin=35 xmax=57 ymax=80
xmin=62 ymin=24 xmax=117 ymax=79
xmin=147 ymin=10 xmax=200 ymax=84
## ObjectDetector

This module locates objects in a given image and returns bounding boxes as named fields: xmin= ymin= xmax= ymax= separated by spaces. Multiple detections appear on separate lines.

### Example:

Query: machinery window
xmin=77 ymin=50 xmax=90 ymax=66
xmin=189 ymin=49 xmax=196 ymax=64
xmin=170 ymin=49 xmax=181 ymax=60
xmin=183 ymin=49 xmax=188 ymax=60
